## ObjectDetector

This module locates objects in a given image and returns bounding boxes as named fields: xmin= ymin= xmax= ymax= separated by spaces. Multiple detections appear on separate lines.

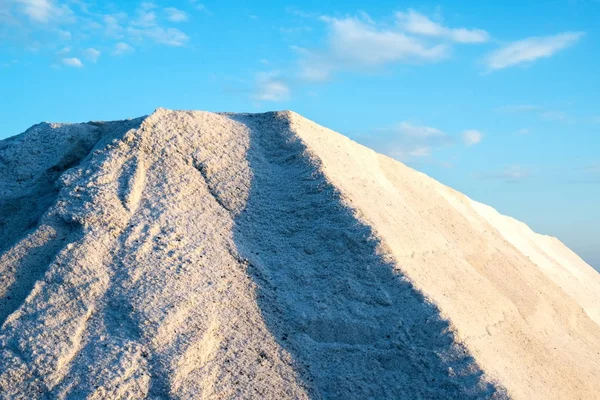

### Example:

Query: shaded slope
xmin=229 ymin=113 xmax=500 ymax=399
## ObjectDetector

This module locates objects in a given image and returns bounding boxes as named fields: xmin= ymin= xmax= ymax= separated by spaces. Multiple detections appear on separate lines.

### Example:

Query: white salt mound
xmin=0 ymin=109 xmax=598 ymax=399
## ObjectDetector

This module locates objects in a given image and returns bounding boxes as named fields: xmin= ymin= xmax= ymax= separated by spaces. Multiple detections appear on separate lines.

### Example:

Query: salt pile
xmin=0 ymin=109 xmax=598 ymax=399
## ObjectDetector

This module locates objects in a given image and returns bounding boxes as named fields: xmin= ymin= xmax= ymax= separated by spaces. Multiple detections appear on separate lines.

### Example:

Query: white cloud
xmin=361 ymin=122 xmax=453 ymax=162
xmin=15 ymin=0 xmax=74 ymax=23
xmin=62 ymin=57 xmax=83 ymax=67
xmin=474 ymin=166 xmax=530 ymax=182
xmin=133 ymin=10 xmax=157 ymax=28
xmin=285 ymin=6 xmax=312 ymax=18
xmin=360 ymin=121 xmax=483 ymax=163
xmin=499 ymin=104 xmax=543 ymax=113
xmin=485 ymin=32 xmax=584 ymax=70
xmin=499 ymin=104 xmax=569 ymax=122
xmin=290 ymin=45 xmax=332 ymax=82
xmin=396 ymin=9 xmax=489 ymax=43
xmin=113 ymin=42 xmax=134 ymax=55
xmin=103 ymin=14 xmax=125 ymax=38
xmin=128 ymin=26 xmax=189 ymax=46
xmin=405 ymin=146 xmax=432 ymax=158
xmin=0 ymin=2 xmax=15 ymax=24
xmin=280 ymin=26 xmax=312 ymax=34
xmin=253 ymin=72 xmax=290 ymax=102
xmin=397 ymin=121 xmax=446 ymax=138
xmin=128 ymin=4 xmax=189 ymax=46
xmin=83 ymin=48 xmax=100 ymax=63
xmin=516 ymin=128 xmax=530 ymax=135
xmin=56 ymin=29 xmax=71 ymax=40
xmin=56 ymin=46 xmax=71 ymax=55
xmin=5 ymin=2 xmax=191 ymax=65
xmin=461 ymin=129 xmax=483 ymax=145
xmin=189 ymin=0 xmax=211 ymax=15
xmin=323 ymin=16 xmax=448 ymax=67
xmin=164 ymin=7 xmax=188 ymax=22
xmin=294 ymin=15 xmax=448 ymax=81
xmin=539 ymin=110 xmax=567 ymax=121
xmin=140 ymin=2 xmax=157 ymax=11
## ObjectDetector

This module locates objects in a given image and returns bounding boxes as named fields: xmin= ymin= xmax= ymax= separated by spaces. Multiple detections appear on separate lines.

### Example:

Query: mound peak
xmin=0 ymin=109 xmax=598 ymax=399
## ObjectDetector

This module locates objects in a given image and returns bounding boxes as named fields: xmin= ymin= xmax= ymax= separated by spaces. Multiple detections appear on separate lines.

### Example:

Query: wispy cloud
xmin=252 ymin=71 xmax=290 ymax=102
xmin=56 ymin=46 xmax=71 ymax=55
xmin=189 ymin=0 xmax=211 ymax=15
xmin=360 ymin=121 xmax=485 ymax=163
xmin=396 ymin=9 xmax=489 ymax=43
xmin=14 ymin=0 xmax=75 ymax=23
xmin=498 ymin=104 xmax=542 ymax=113
xmin=485 ymin=32 xmax=584 ymax=70
xmin=294 ymin=9 xmax=489 ymax=82
xmin=360 ymin=122 xmax=454 ymax=162
xmin=62 ymin=57 xmax=83 ymax=67
xmin=127 ymin=4 xmax=189 ymax=46
xmin=461 ymin=130 xmax=483 ymax=146
xmin=322 ymin=15 xmax=448 ymax=66
xmin=127 ymin=26 xmax=189 ymax=46
xmin=568 ymin=163 xmax=600 ymax=184
xmin=0 ymin=1 xmax=15 ymax=25
xmin=113 ymin=42 xmax=134 ymax=55
xmin=164 ymin=7 xmax=188 ymax=22
xmin=5 ymin=1 xmax=191 ymax=66
xmin=397 ymin=121 xmax=448 ymax=138
xmin=103 ymin=14 xmax=126 ymax=38
xmin=285 ymin=6 xmax=314 ymax=18
xmin=473 ymin=166 xmax=530 ymax=182
xmin=83 ymin=47 xmax=100 ymax=63
xmin=295 ymin=13 xmax=449 ymax=81
xmin=498 ymin=104 xmax=570 ymax=122
xmin=280 ymin=25 xmax=312 ymax=35
xmin=539 ymin=110 xmax=568 ymax=122
xmin=132 ymin=6 xmax=157 ymax=28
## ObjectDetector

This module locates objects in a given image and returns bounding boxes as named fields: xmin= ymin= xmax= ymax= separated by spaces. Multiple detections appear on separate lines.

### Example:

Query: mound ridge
xmin=0 ymin=109 xmax=598 ymax=399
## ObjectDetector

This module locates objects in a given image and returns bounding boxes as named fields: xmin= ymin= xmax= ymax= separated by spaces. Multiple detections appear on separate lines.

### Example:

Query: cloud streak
xmin=113 ymin=42 xmax=134 ymax=55
xmin=14 ymin=0 xmax=74 ymax=23
xmin=164 ymin=7 xmax=188 ymax=22
xmin=83 ymin=48 xmax=100 ymax=63
xmin=485 ymin=32 xmax=584 ymax=70
xmin=473 ymin=166 xmax=530 ymax=182
xmin=62 ymin=57 xmax=83 ymax=67
xmin=499 ymin=104 xmax=569 ymax=122
xmin=396 ymin=9 xmax=489 ymax=43
xmin=462 ymin=130 xmax=483 ymax=146
xmin=360 ymin=122 xmax=454 ymax=162
xmin=253 ymin=71 xmax=290 ymax=102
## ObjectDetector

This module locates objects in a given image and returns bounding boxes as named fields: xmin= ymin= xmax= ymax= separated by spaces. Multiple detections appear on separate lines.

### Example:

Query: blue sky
xmin=1 ymin=0 xmax=599 ymax=269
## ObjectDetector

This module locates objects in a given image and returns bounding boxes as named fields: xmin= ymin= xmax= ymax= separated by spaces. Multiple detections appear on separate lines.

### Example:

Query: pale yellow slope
xmin=471 ymin=200 xmax=600 ymax=326
xmin=287 ymin=111 xmax=600 ymax=400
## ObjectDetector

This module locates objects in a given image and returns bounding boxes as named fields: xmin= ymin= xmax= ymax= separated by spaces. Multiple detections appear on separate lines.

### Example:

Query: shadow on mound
xmin=231 ymin=113 xmax=507 ymax=399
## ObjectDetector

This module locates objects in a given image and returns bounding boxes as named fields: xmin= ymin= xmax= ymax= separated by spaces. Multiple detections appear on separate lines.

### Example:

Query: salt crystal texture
xmin=0 ymin=109 xmax=598 ymax=399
